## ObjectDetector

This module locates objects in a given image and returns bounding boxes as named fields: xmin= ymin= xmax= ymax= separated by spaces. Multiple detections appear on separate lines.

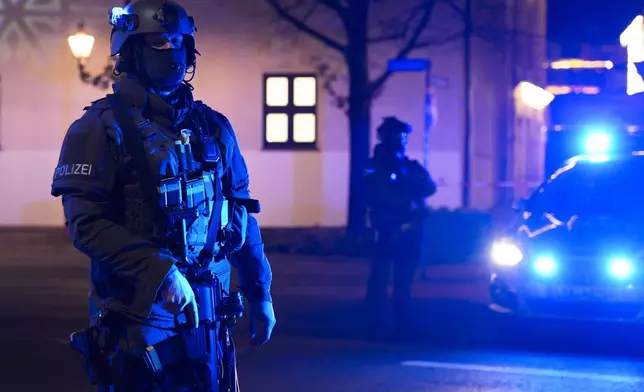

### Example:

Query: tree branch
xmin=369 ymin=1 xmax=437 ymax=96
xmin=318 ymin=0 xmax=347 ymax=13
xmin=266 ymin=0 xmax=347 ymax=53
xmin=367 ymin=10 xmax=418 ymax=44
xmin=415 ymin=30 xmax=465 ymax=49
xmin=437 ymin=0 xmax=466 ymax=21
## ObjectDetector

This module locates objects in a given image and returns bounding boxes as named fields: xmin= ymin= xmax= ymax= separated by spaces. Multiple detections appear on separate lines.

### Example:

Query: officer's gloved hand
xmin=249 ymin=301 xmax=276 ymax=346
xmin=160 ymin=269 xmax=199 ymax=329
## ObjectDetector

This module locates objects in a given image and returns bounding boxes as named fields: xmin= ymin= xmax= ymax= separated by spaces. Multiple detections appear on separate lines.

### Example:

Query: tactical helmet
xmin=377 ymin=116 xmax=412 ymax=140
xmin=109 ymin=0 xmax=198 ymax=65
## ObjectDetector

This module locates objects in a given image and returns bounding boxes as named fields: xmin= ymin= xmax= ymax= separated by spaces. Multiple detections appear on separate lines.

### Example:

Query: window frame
xmin=262 ymin=73 xmax=319 ymax=151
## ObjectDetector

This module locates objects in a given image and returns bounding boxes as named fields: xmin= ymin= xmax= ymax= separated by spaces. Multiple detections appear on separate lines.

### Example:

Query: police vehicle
xmin=489 ymin=131 xmax=644 ymax=322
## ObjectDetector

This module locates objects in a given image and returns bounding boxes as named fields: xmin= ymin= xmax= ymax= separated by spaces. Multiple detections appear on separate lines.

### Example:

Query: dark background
xmin=549 ymin=0 xmax=644 ymax=48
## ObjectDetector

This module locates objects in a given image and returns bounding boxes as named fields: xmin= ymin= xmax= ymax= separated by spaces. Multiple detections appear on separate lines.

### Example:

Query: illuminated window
xmin=547 ymin=59 xmax=613 ymax=70
xmin=266 ymin=77 xmax=289 ymax=107
xmin=620 ymin=16 xmax=644 ymax=95
xmin=514 ymin=81 xmax=554 ymax=110
xmin=293 ymin=113 xmax=316 ymax=142
xmin=293 ymin=77 xmax=316 ymax=106
xmin=545 ymin=85 xmax=601 ymax=96
xmin=265 ymin=114 xmax=289 ymax=142
xmin=263 ymin=74 xmax=318 ymax=150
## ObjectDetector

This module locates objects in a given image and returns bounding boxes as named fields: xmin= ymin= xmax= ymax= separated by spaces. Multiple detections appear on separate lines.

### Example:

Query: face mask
xmin=385 ymin=134 xmax=406 ymax=155
xmin=140 ymin=46 xmax=187 ymax=92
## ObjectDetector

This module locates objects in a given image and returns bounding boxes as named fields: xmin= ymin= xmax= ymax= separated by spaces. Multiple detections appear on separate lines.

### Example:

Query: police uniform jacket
xmin=51 ymin=77 xmax=272 ymax=326
xmin=365 ymin=144 xmax=437 ymax=230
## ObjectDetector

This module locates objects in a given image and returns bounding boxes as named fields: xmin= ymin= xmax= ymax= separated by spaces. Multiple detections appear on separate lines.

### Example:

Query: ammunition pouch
xmin=158 ymin=174 xmax=212 ymax=222
xmin=158 ymin=172 xmax=219 ymax=266
xmin=158 ymin=171 xmax=262 ymax=267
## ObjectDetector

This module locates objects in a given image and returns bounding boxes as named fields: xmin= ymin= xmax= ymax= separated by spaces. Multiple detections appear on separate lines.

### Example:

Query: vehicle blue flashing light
xmin=608 ymin=258 xmax=633 ymax=279
xmin=584 ymin=131 xmax=611 ymax=154
xmin=533 ymin=255 xmax=556 ymax=276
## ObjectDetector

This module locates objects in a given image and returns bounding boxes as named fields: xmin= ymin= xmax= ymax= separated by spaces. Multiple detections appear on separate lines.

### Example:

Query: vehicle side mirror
xmin=513 ymin=198 xmax=528 ymax=212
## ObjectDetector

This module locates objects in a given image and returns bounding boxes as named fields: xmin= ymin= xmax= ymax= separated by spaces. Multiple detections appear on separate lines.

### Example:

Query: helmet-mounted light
xmin=109 ymin=7 xmax=138 ymax=31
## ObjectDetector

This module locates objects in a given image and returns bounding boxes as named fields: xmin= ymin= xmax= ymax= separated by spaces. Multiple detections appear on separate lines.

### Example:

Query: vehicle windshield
xmin=529 ymin=157 xmax=644 ymax=219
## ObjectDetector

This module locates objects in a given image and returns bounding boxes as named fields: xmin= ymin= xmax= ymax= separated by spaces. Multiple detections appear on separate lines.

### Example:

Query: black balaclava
xmin=383 ymin=132 xmax=408 ymax=156
xmin=138 ymin=44 xmax=188 ymax=94
xmin=377 ymin=117 xmax=410 ymax=158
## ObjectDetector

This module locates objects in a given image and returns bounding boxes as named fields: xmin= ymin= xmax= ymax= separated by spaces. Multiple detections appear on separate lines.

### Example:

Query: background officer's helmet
xmin=109 ymin=0 xmax=199 ymax=67
xmin=377 ymin=117 xmax=412 ymax=141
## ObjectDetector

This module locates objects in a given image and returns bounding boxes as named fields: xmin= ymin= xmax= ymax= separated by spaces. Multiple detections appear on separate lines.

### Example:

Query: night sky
xmin=548 ymin=0 xmax=644 ymax=46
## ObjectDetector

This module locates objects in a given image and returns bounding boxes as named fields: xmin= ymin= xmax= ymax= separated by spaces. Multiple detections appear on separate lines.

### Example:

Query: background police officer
xmin=51 ymin=1 xmax=275 ymax=390
xmin=364 ymin=117 xmax=436 ymax=336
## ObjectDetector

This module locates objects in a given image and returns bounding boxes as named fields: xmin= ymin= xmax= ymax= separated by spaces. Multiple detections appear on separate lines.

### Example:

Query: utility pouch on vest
xmin=200 ymin=135 xmax=221 ymax=164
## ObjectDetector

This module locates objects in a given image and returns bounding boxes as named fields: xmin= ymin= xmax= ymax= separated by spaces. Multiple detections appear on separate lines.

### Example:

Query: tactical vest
xmin=139 ymin=111 xmax=227 ymax=263
xmin=87 ymin=98 xmax=228 ymax=265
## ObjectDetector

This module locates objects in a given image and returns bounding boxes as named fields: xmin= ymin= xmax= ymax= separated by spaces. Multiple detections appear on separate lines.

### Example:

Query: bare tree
xmin=265 ymin=0 xmax=464 ymax=234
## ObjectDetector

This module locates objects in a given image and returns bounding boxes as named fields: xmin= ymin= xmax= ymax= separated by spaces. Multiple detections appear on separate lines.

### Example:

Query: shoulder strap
xmin=106 ymin=94 xmax=163 ymax=216
xmin=195 ymin=104 xmax=261 ymax=213
xmin=195 ymin=104 xmax=233 ymax=195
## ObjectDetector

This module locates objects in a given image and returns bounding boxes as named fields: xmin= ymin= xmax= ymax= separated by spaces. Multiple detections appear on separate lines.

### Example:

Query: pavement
xmin=3 ymin=235 xmax=644 ymax=391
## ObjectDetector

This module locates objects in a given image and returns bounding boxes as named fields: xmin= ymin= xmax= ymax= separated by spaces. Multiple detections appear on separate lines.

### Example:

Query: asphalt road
xmin=3 ymin=232 xmax=644 ymax=391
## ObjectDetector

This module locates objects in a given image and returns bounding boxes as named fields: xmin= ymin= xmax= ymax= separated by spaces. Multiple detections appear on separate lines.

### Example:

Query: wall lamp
xmin=66 ymin=1 xmax=131 ymax=89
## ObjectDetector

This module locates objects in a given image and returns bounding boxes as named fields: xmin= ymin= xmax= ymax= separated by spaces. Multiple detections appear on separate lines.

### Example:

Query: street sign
xmin=387 ymin=57 xmax=435 ymax=171
xmin=387 ymin=58 xmax=431 ymax=72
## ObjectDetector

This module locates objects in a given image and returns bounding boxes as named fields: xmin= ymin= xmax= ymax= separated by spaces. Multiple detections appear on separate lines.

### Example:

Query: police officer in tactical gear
xmin=364 ymin=117 xmax=436 ymax=336
xmin=51 ymin=1 xmax=275 ymax=390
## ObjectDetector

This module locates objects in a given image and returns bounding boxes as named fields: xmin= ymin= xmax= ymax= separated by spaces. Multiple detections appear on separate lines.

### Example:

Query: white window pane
xmin=266 ymin=77 xmax=289 ymax=106
xmin=293 ymin=113 xmax=316 ymax=143
xmin=293 ymin=77 xmax=316 ymax=107
xmin=265 ymin=114 xmax=289 ymax=143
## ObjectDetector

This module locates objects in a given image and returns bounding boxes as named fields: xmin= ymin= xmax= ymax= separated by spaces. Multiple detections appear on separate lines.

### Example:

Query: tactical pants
xmin=95 ymin=266 xmax=232 ymax=392
xmin=366 ymin=225 xmax=423 ymax=330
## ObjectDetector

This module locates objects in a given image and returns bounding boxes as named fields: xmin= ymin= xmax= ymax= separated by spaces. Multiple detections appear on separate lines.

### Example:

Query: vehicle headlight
xmin=490 ymin=239 xmax=523 ymax=266
xmin=608 ymin=257 xmax=633 ymax=279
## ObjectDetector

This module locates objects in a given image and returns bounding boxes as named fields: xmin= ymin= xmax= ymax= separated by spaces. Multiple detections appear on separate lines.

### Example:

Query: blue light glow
xmin=609 ymin=258 xmax=633 ymax=279
xmin=533 ymin=255 xmax=556 ymax=276
xmin=584 ymin=131 xmax=611 ymax=154
xmin=587 ymin=154 xmax=610 ymax=162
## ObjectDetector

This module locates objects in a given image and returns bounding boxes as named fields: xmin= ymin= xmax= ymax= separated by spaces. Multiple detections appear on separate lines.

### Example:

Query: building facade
xmin=0 ymin=0 xmax=546 ymax=227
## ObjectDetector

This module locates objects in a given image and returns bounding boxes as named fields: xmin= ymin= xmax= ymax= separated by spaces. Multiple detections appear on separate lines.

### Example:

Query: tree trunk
xmin=345 ymin=53 xmax=371 ymax=234
xmin=344 ymin=0 xmax=371 ymax=235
